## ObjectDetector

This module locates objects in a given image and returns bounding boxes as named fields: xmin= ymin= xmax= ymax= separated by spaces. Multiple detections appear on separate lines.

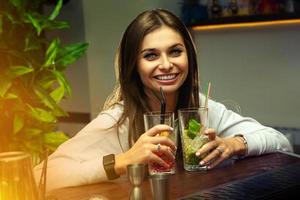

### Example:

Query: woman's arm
xmin=34 ymin=107 xmax=127 ymax=191
xmin=205 ymin=96 xmax=293 ymax=156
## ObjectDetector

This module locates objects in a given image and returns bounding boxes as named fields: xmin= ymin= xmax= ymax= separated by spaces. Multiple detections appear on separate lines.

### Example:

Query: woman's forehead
xmin=140 ymin=26 xmax=184 ymax=50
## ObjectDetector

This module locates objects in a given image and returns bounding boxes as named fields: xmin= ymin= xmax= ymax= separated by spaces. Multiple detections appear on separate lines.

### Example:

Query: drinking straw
xmin=160 ymin=87 xmax=166 ymax=124
xmin=204 ymin=82 xmax=211 ymax=109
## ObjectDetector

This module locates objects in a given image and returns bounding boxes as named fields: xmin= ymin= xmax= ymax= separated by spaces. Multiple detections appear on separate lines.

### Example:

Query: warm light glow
xmin=0 ymin=151 xmax=39 ymax=200
xmin=192 ymin=19 xmax=300 ymax=31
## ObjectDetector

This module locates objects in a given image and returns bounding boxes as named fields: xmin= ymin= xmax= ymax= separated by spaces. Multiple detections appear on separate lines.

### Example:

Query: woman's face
xmin=137 ymin=26 xmax=188 ymax=97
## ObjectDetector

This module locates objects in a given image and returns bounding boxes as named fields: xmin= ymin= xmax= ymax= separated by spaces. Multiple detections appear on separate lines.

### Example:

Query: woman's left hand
xmin=195 ymin=128 xmax=245 ymax=170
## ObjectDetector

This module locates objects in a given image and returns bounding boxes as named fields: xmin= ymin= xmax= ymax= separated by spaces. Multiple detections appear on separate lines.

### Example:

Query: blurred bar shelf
xmin=190 ymin=13 xmax=300 ymax=30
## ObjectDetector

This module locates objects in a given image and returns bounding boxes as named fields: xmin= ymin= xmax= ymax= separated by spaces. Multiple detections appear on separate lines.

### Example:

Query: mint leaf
xmin=187 ymin=119 xmax=201 ymax=139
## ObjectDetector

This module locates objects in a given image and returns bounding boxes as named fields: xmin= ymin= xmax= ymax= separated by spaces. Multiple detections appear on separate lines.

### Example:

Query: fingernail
xmin=207 ymin=166 xmax=211 ymax=170
xmin=196 ymin=152 xmax=200 ymax=156
xmin=173 ymin=149 xmax=177 ymax=155
xmin=199 ymin=161 xmax=205 ymax=166
xmin=169 ymin=127 xmax=174 ymax=131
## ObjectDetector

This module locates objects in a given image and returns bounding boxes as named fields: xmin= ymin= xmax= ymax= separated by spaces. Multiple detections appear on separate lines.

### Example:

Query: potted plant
xmin=0 ymin=0 xmax=88 ymax=164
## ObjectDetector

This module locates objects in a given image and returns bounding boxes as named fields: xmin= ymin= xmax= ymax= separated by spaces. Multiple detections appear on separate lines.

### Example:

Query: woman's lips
xmin=154 ymin=73 xmax=179 ymax=85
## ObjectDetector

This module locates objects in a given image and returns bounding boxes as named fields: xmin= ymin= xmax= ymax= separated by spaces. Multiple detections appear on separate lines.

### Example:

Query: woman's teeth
xmin=155 ymin=74 xmax=176 ymax=80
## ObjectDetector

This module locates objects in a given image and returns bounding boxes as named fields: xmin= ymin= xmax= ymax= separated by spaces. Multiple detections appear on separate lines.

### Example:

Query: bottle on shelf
xmin=228 ymin=0 xmax=239 ymax=16
xmin=209 ymin=0 xmax=223 ymax=18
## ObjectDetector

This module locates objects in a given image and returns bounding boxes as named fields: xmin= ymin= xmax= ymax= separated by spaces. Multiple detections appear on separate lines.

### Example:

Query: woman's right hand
xmin=115 ymin=124 xmax=176 ymax=176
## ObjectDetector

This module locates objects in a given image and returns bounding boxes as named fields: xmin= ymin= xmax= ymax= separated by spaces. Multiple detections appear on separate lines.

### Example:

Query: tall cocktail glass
xmin=143 ymin=111 xmax=176 ymax=175
xmin=178 ymin=107 xmax=209 ymax=171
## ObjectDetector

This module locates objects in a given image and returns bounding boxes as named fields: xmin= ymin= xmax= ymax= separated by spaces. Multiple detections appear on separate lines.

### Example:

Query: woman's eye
xmin=169 ymin=49 xmax=182 ymax=57
xmin=143 ymin=53 xmax=157 ymax=61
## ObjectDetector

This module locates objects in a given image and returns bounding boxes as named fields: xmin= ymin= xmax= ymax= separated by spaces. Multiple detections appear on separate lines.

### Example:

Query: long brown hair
xmin=104 ymin=9 xmax=199 ymax=147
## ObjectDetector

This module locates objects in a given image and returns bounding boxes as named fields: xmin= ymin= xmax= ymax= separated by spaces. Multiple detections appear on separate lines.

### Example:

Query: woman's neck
xmin=165 ymin=92 xmax=177 ymax=112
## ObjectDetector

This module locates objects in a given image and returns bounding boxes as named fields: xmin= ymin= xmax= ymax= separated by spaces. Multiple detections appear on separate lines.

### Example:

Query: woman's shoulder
xmin=199 ymin=93 xmax=218 ymax=106
xmin=99 ymin=102 xmax=124 ymax=120
xmin=86 ymin=102 xmax=125 ymax=130
xmin=199 ymin=93 xmax=227 ymax=112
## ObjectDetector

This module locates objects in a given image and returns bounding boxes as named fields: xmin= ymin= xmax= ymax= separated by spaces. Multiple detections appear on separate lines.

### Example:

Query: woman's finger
xmin=152 ymin=143 xmax=175 ymax=161
xmin=151 ymin=136 xmax=176 ymax=152
xmin=199 ymin=146 xmax=223 ymax=166
xmin=145 ymin=125 xmax=173 ymax=137
xmin=196 ymin=139 xmax=218 ymax=157
xmin=207 ymin=149 xmax=230 ymax=169
xmin=204 ymin=128 xmax=217 ymax=141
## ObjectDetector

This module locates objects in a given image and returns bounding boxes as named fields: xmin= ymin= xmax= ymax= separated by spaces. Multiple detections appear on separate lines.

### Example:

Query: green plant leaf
xmin=38 ymin=74 xmax=56 ymax=89
xmin=24 ymin=128 xmax=42 ymax=139
xmin=56 ymin=42 xmax=89 ymax=67
xmin=48 ymin=0 xmax=63 ymax=20
xmin=23 ymin=140 xmax=42 ymax=154
xmin=34 ymin=85 xmax=68 ymax=117
xmin=9 ymin=66 xmax=33 ymax=78
xmin=43 ymin=20 xmax=69 ymax=30
xmin=52 ymin=70 xmax=71 ymax=96
xmin=27 ymin=104 xmax=57 ymax=123
xmin=9 ymin=0 xmax=22 ymax=8
xmin=24 ymin=32 xmax=45 ymax=51
xmin=13 ymin=114 xmax=24 ymax=135
xmin=44 ymin=131 xmax=69 ymax=151
xmin=26 ymin=13 xmax=42 ymax=35
xmin=53 ymin=105 xmax=68 ymax=117
xmin=0 ymin=75 xmax=12 ymax=97
xmin=43 ymin=38 xmax=59 ymax=68
xmin=34 ymin=85 xmax=55 ymax=109
xmin=25 ymin=37 xmax=39 ymax=51
xmin=4 ymin=12 xmax=18 ymax=25
xmin=4 ymin=93 xmax=18 ymax=99
xmin=50 ymin=86 xmax=65 ymax=103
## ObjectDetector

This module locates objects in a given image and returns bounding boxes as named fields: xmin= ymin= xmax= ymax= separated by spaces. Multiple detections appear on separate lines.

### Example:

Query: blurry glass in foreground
xmin=0 ymin=151 xmax=39 ymax=200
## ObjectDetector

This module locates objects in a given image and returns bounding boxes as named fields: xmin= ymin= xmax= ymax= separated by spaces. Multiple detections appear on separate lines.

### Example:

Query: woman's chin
xmin=157 ymin=85 xmax=181 ymax=94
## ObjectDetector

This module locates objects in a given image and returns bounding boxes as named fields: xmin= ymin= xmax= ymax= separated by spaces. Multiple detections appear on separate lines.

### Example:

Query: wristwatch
xmin=103 ymin=154 xmax=120 ymax=180
xmin=233 ymin=134 xmax=248 ymax=159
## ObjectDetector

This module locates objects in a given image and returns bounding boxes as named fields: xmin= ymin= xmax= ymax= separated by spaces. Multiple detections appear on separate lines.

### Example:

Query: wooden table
xmin=47 ymin=152 xmax=300 ymax=200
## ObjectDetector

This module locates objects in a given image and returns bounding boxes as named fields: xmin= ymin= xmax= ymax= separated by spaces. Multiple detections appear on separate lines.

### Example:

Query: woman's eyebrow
xmin=140 ymin=48 xmax=155 ymax=54
xmin=170 ymin=43 xmax=184 ymax=48
xmin=140 ymin=43 xmax=184 ymax=53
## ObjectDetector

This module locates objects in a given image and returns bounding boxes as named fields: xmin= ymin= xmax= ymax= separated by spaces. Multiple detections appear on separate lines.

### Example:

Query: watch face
xmin=104 ymin=154 xmax=115 ymax=165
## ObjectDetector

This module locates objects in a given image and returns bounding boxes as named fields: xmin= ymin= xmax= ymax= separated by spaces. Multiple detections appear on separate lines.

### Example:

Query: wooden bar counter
xmin=47 ymin=152 xmax=300 ymax=200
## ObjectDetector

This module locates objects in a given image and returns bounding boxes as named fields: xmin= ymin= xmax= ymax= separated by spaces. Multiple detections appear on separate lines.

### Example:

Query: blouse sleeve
xmin=203 ymin=95 xmax=293 ymax=157
xmin=34 ymin=106 xmax=128 ymax=191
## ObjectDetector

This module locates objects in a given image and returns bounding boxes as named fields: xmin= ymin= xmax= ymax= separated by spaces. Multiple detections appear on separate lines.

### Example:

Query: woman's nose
xmin=158 ymin=55 xmax=173 ymax=70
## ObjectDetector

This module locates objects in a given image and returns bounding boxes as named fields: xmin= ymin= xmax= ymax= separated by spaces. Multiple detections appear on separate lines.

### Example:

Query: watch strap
xmin=103 ymin=154 xmax=120 ymax=180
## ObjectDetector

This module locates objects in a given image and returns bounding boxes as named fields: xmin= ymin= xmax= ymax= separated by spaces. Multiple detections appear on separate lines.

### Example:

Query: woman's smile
xmin=153 ymin=73 xmax=179 ymax=84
